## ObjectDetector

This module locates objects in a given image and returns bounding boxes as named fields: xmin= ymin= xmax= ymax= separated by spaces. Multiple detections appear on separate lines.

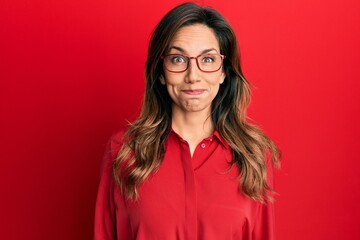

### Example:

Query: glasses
xmin=160 ymin=53 xmax=226 ymax=73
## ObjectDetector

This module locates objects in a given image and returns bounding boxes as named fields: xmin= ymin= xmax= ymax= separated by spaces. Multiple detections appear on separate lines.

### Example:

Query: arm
xmin=94 ymin=140 xmax=117 ymax=239
xmin=252 ymin=154 xmax=276 ymax=240
xmin=94 ymin=133 xmax=132 ymax=240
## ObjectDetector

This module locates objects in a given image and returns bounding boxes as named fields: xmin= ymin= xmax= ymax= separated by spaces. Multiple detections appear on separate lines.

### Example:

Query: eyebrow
xmin=169 ymin=46 xmax=218 ymax=55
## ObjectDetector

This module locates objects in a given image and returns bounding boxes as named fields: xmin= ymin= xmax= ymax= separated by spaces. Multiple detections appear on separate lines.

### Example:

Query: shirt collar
xmin=168 ymin=128 xmax=229 ymax=149
xmin=212 ymin=130 xmax=229 ymax=149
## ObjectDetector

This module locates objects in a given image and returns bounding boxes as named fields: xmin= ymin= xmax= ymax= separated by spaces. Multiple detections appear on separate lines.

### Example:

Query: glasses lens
xmin=163 ymin=54 xmax=224 ymax=72
xmin=164 ymin=54 xmax=188 ymax=72
xmin=198 ymin=54 xmax=222 ymax=72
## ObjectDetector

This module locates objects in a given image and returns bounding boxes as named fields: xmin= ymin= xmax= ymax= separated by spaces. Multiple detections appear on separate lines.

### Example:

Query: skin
xmin=160 ymin=24 xmax=226 ymax=156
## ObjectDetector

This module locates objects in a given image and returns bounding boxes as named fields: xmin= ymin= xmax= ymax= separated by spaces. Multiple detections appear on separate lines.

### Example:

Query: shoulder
xmin=108 ymin=127 xmax=128 ymax=160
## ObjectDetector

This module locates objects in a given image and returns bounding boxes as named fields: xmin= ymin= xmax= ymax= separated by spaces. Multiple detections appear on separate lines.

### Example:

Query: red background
xmin=1 ymin=0 xmax=359 ymax=239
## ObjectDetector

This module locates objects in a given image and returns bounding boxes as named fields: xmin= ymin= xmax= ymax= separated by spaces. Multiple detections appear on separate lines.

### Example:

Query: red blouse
xmin=94 ymin=129 xmax=275 ymax=240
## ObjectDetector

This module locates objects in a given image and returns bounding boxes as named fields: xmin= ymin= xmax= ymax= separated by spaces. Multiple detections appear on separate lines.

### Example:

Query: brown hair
xmin=114 ymin=2 xmax=280 ymax=201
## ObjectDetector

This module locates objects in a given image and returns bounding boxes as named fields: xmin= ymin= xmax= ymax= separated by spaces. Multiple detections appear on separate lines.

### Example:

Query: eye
xmin=201 ymin=55 xmax=215 ymax=63
xmin=170 ymin=55 xmax=187 ymax=64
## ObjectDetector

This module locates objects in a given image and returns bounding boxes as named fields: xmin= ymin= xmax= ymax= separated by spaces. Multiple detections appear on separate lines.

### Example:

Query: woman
xmin=95 ymin=2 xmax=280 ymax=240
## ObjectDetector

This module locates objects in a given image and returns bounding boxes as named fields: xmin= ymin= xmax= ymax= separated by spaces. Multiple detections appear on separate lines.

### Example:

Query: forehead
xmin=169 ymin=24 xmax=220 ymax=54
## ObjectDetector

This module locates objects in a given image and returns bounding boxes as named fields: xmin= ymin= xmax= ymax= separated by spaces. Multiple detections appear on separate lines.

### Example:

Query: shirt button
xmin=209 ymin=138 xmax=213 ymax=142
xmin=201 ymin=143 xmax=206 ymax=148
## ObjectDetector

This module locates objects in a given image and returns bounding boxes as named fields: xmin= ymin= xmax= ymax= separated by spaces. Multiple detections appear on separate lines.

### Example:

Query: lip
xmin=182 ymin=89 xmax=206 ymax=95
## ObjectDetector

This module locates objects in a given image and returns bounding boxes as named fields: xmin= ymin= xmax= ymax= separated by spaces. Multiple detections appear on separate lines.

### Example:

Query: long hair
xmin=113 ymin=2 xmax=280 ymax=201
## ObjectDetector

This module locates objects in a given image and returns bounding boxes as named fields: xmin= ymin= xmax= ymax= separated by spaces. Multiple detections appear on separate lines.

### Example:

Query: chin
xmin=182 ymin=105 xmax=209 ymax=113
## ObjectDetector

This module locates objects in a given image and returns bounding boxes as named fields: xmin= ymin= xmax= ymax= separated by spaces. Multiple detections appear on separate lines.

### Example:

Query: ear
xmin=159 ymin=75 xmax=166 ymax=85
xmin=219 ymin=72 xmax=226 ymax=84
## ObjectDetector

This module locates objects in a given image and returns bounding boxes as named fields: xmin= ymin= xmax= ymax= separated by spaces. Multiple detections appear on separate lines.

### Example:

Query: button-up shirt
xmin=94 ymin=129 xmax=275 ymax=240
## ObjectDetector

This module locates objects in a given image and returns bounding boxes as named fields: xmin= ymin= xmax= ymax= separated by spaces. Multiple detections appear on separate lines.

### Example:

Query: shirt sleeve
xmin=252 ymin=154 xmax=276 ymax=240
xmin=94 ymin=134 xmax=132 ymax=240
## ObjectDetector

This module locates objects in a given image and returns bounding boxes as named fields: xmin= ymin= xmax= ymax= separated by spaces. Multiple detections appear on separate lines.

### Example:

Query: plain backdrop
xmin=1 ymin=0 xmax=359 ymax=239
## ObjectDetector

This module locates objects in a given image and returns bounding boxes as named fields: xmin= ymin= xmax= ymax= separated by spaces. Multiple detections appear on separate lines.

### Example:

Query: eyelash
xmin=169 ymin=55 xmax=216 ymax=63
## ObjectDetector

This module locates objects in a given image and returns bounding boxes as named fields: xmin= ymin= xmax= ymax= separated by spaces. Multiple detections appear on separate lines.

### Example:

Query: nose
xmin=185 ymin=58 xmax=200 ymax=84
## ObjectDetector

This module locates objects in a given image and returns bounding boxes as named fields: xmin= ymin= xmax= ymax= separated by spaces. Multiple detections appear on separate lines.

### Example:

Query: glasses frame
xmin=160 ymin=53 xmax=226 ymax=73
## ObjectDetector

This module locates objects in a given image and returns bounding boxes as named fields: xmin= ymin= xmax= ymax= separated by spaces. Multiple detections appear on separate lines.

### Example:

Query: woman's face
xmin=161 ymin=24 xmax=225 ymax=115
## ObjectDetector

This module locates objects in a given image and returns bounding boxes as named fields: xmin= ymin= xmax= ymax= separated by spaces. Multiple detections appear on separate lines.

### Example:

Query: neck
xmin=171 ymin=106 xmax=214 ymax=143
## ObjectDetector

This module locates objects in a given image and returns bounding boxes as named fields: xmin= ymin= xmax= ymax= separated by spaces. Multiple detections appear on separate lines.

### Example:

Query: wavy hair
xmin=113 ymin=2 xmax=280 ymax=202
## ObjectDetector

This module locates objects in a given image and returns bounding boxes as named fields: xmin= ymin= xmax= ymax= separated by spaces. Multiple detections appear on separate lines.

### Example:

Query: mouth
xmin=182 ymin=89 xmax=206 ymax=95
